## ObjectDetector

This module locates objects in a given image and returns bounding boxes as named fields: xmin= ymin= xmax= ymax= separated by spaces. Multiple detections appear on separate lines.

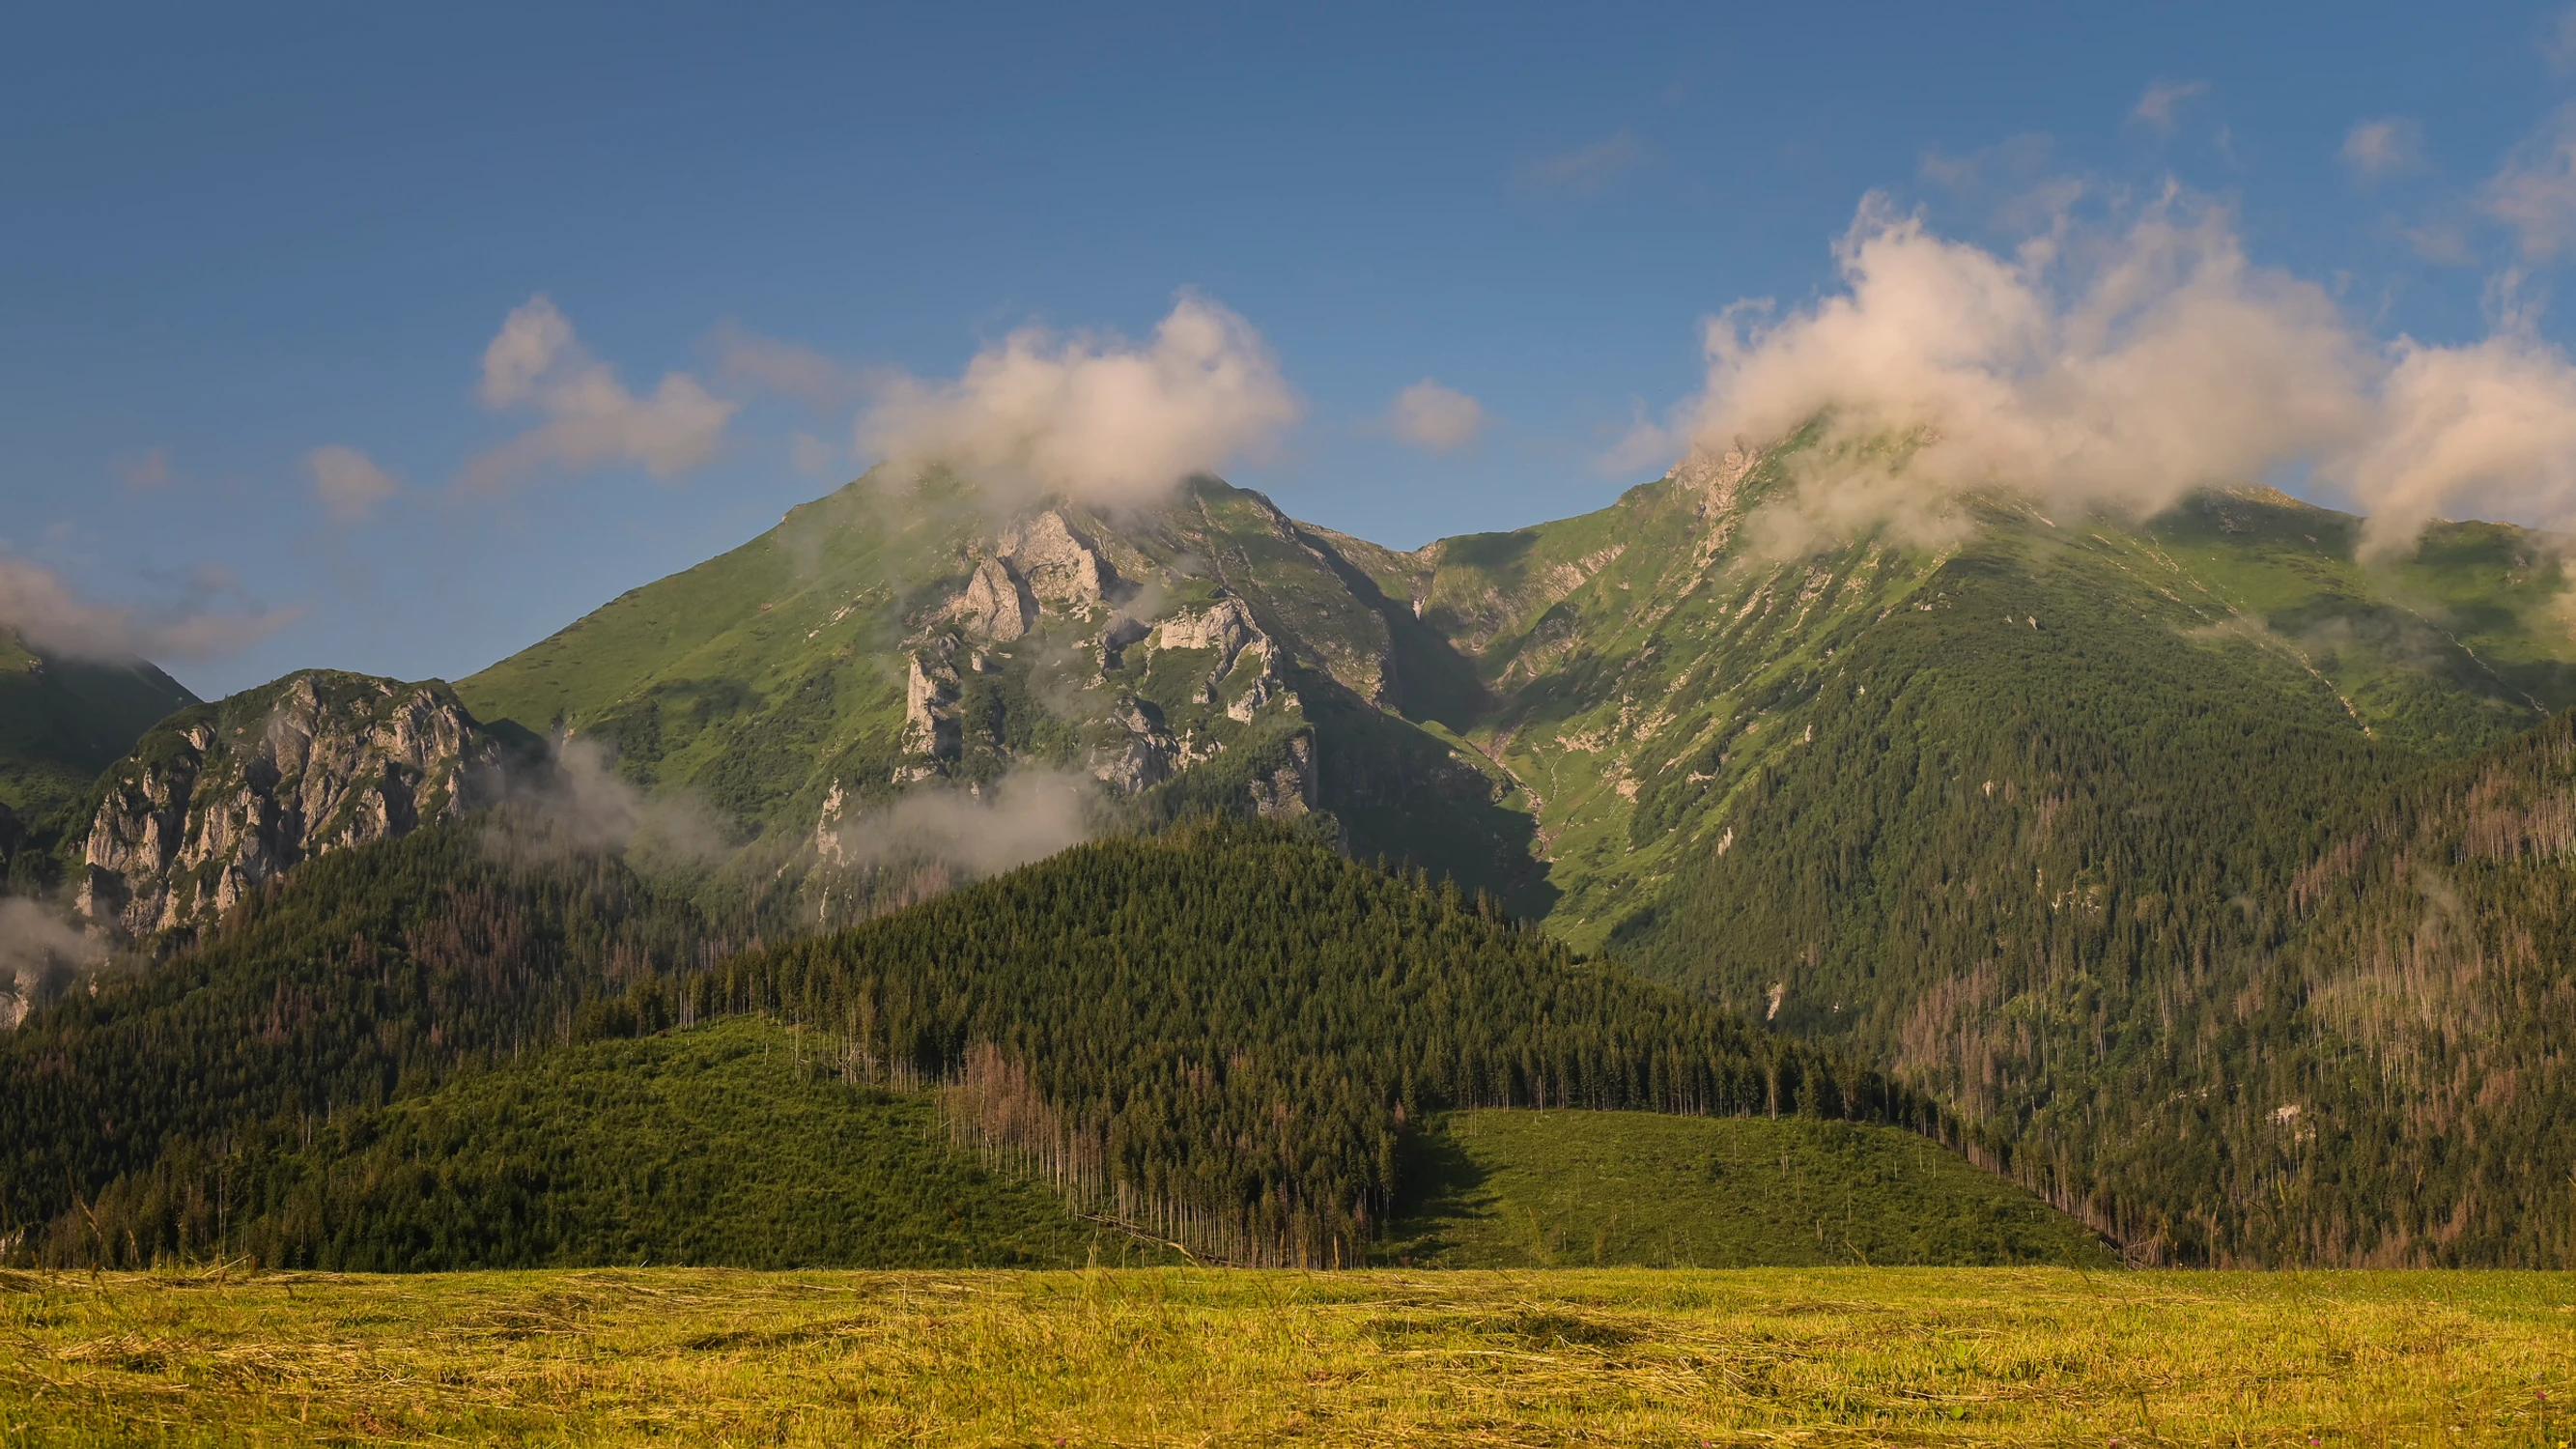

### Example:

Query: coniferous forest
xmin=0 ymin=823 xmax=1950 ymax=1269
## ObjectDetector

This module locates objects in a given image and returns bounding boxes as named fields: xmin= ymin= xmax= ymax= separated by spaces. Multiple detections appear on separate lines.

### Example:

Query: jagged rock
xmin=1152 ymin=597 xmax=1286 ymax=721
xmin=1099 ymin=614 xmax=1150 ymax=672
xmin=813 ymin=779 xmax=851 ymax=867
xmin=949 ymin=555 xmax=1034 ymax=640
xmin=1249 ymin=733 xmax=1318 ymax=818
xmin=1090 ymin=697 xmax=1178 ymax=793
xmin=74 ymin=671 xmax=499 ymax=937
xmin=896 ymin=650 xmax=962 ymax=781
xmin=1001 ymin=511 xmax=1115 ymax=611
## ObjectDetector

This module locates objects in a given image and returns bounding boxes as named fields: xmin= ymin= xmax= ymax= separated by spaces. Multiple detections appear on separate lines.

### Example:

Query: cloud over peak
xmin=855 ymin=293 xmax=1300 ymax=507
xmin=1662 ymin=190 xmax=2576 ymax=558
xmin=467 ymin=296 xmax=736 ymax=490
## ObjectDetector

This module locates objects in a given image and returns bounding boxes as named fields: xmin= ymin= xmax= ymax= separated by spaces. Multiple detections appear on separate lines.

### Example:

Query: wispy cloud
xmin=2546 ymin=6 xmax=2576 ymax=74
xmin=0 ymin=555 xmax=300 ymax=663
xmin=2402 ymin=221 xmax=2476 ymax=266
xmin=712 ymin=320 xmax=866 ymax=409
xmin=306 ymin=445 xmax=400 ymax=524
xmin=1520 ymin=130 xmax=1645 ymax=196
xmin=466 ymin=296 xmax=736 ymax=491
xmin=2131 ymin=79 xmax=2209 ymax=133
xmin=2484 ymin=107 xmax=2576 ymax=258
xmin=111 ymin=447 xmax=174 ymax=493
xmin=2340 ymin=117 xmax=2426 ymax=182
xmin=856 ymin=292 xmax=1300 ymax=507
xmin=789 ymin=431 xmax=841 ymax=477
xmin=1382 ymin=380 xmax=1487 ymax=453
xmin=823 ymin=768 xmax=1093 ymax=879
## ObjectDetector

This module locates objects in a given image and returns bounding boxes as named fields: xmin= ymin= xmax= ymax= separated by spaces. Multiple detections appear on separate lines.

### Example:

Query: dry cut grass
xmin=1 ymin=1265 xmax=2570 ymax=1445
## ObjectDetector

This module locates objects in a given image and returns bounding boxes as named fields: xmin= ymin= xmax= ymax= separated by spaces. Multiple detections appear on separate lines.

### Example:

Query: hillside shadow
xmin=1382 ymin=1122 xmax=1495 ymax=1265
xmin=1289 ymin=526 xmax=1490 ymax=732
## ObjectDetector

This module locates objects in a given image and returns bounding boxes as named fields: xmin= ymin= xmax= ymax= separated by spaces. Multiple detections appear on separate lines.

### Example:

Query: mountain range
xmin=5 ymin=430 xmax=2572 ymax=1268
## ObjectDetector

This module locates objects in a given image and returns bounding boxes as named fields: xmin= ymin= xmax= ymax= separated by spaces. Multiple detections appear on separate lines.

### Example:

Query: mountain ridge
xmin=12 ymin=442 xmax=2576 ymax=1265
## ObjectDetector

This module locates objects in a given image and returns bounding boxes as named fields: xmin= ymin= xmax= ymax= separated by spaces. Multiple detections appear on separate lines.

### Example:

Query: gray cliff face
xmin=894 ymin=505 xmax=1305 ymax=798
xmin=75 ymin=670 xmax=501 ymax=936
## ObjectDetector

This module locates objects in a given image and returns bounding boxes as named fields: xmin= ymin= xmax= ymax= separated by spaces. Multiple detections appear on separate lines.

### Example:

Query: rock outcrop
xmin=1000 ymin=511 xmax=1116 ymax=611
xmin=1248 ymin=732 xmax=1319 ymax=818
xmin=1151 ymin=597 xmax=1284 ymax=722
xmin=895 ymin=648 xmax=963 ymax=782
xmin=74 ymin=670 xmax=501 ymax=936
xmin=949 ymin=556 xmax=1034 ymax=640
xmin=1090 ymin=697 xmax=1180 ymax=792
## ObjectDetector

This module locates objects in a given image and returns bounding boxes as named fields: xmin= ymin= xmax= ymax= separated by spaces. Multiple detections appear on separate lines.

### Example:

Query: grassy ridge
xmin=202 ymin=1018 xmax=1140 ymax=1271
xmin=2 ymin=1267 xmax=2567 ymax=1445
xmin=1387 ymin=1109 xmax=2110 ymax=1268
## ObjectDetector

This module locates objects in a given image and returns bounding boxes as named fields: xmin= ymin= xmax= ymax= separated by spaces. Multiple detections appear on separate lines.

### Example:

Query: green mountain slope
xmin=1364 ymin=437 xmax=2576 ymax=1264
xmin=1387 ymin=1109 xmax=2110 ymax=1268
xmin=0 ymin=629 xmax=197 ymax=816
xmin=454 ymin=475 xmax=1543 ymax=912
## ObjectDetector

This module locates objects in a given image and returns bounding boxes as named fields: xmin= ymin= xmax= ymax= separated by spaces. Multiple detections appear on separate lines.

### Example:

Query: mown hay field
xmin=1 ymin=1266 xmax=2568 ymax=1445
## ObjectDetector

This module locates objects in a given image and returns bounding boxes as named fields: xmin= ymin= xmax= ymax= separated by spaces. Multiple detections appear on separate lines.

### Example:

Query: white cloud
xmin=2485 ymin=107 xmax=2576 ymax=259
xmin=1384 ymin=379 xmax=1487 ymax=452
xmin=2341 ymin=117 xmax=2425 ymax=181
xmin=1521 ymin=130 xmax=1645 ymax=196
xmin=2131 ymin=79 xmax=2209 ymax=132
xmin=112 ymin=447 xmax=174 ymax=492
xmin=467 ymin=296 xmax=736 ymax=490
xmin=1684 ymin=193 xmax=2366 ymax=531
xmin=855 ymin=293 xmax=1300 ymax=507
xmin=306 ymin=444 xmax=400 ymax=524
xmin=1654 ymin=190 xmax=2576 ymax=560
xmin=2349 ymin=326 xmax=2576 ymax=553
xmin=0 ymin=556 xmax=299 ymax=663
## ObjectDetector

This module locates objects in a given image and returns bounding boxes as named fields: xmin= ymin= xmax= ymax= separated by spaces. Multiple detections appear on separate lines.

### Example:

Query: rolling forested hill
xmin=4 ymin=825 xmax=2052 ymax=1270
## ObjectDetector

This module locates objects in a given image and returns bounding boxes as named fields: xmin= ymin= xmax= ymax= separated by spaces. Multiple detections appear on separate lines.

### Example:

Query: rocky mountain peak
xmin=74 ymin=669 xmax=501 ymax=937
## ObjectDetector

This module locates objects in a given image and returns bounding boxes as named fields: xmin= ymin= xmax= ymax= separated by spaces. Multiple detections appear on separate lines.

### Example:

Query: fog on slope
xmin=820 ymin=769 xmax=1095 ymax=880
xmin=0 ymin=897 xmax=102 ymax=1030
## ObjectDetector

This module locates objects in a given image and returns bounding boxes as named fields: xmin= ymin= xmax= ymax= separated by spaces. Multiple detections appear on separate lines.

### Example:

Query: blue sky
xmin=7 ymin=2 xmax=2575 ymax=697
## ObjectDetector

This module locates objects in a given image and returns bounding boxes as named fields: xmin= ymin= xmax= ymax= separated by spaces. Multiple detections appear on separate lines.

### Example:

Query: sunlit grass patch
xmin=2 ymin=1266 xmax=2567 ymax=1445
